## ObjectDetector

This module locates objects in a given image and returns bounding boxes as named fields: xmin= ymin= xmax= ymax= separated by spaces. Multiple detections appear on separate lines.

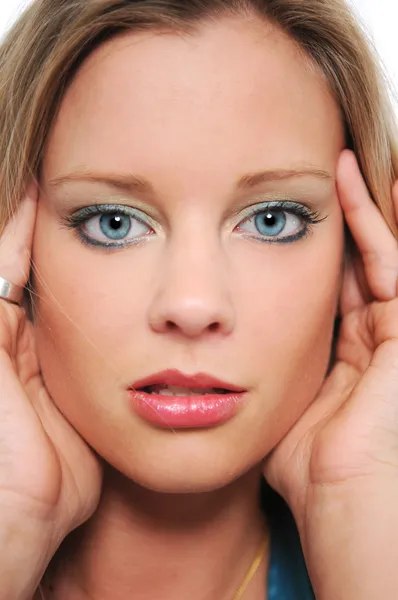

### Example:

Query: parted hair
xmin=0 ymin=0 xmax=397 ymax=237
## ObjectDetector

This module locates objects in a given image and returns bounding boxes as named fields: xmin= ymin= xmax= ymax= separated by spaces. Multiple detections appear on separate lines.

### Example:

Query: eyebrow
xmin=49 ymin=172 xmax=154 ymax=195
xmin=48 ymin=167 xmax=332 ymax=194
xmin=236 ymin=168 xmax=332 ymax=189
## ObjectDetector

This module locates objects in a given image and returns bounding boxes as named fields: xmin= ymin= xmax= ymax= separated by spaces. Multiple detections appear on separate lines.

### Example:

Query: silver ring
xmin=0 ymin=276 xmax=24 ymax=306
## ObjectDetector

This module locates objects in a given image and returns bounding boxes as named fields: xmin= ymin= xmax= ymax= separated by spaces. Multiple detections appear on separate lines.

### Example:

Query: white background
xmin=0 ymin=0 xmax=397 ymax=109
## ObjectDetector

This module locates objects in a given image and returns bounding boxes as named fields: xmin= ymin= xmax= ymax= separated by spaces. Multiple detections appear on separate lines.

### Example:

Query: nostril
xmin=163 ymin=319 xmax=221 ymax=334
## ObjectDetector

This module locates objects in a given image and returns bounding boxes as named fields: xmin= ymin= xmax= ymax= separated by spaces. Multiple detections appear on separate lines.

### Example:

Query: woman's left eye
xmin=235 ymin=202 xmax=323 ymax=243
xmin=61 ymin=205 xmax=154 ymax=248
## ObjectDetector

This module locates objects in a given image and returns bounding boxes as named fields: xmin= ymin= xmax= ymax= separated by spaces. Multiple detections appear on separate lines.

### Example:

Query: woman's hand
xmin=0 ymin=187 xmax=102 ymax=599
xmin=263 ymin=150 xmax=398 ymax=599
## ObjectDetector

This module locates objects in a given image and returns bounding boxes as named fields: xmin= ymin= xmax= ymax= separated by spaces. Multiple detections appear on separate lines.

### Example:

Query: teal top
xmin=263 ymin=485 xmax=315 ymax=599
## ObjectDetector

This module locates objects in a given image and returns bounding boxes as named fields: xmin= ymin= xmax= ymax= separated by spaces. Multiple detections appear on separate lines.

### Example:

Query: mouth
xmin=127 ymin=370 xmax=247 ymax=429
xmin=139 ymin=385 xmax=233 ymax=397
xmin=130 ymin=369 xmax=246 ymax=395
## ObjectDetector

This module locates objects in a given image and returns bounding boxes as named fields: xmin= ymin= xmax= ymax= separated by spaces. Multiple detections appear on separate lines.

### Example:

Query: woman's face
xmin=33 ymin=17 xmax=345 ymax=492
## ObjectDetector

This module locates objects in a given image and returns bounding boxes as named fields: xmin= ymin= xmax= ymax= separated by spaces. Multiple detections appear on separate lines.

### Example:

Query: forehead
xmin=44 ymin=17 xmax=344 ymax=185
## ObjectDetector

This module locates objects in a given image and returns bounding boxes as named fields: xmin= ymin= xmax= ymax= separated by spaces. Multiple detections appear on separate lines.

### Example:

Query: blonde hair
xmin=0 ymin=0 xmax=397 ymax=235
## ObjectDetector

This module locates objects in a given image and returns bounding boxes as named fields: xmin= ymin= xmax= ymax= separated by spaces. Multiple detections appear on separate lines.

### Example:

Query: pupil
xmin=264 ymin=213 xmax=276 ymax=226
xmin=111 ymin=216 xmax=122 ymax=230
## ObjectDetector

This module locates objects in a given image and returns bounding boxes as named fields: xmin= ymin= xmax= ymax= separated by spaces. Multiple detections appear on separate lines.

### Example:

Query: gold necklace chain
xmin=232 ymin=534 xmax=269 ymax=600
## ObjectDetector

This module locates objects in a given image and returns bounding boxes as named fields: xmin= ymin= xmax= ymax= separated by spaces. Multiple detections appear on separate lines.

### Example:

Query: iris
xmin=99 ymin=214 xmax=131 ymax=240
xmin=255 ymin=210 xmax=286 ymax=237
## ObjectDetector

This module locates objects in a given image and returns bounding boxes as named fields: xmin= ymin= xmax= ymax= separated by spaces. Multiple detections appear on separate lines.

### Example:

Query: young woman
xmin=1 ymin=0 xmax=398 ymax=598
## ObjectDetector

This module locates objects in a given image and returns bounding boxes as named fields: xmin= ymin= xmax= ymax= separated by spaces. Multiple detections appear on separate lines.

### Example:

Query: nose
xmin=148 ymin=242 xmax=235 ymax=339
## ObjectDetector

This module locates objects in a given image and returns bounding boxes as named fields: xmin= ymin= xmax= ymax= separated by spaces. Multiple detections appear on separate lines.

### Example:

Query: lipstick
xmin=127 ymin=369 xmax=247 ymax=429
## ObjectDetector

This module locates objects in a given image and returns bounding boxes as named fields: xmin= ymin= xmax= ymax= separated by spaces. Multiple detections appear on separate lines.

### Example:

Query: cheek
xmin=31 ymin=209 xmax=152 ymax=416
xmin=233 ymin=219 xmax=343 ymax=448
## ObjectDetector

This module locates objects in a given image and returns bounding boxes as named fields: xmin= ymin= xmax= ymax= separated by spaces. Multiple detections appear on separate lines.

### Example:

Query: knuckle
xmin=365 ymin=249 xmax=398 ymax=272
xmin=372 ymin=298 xmax=398 ymax=344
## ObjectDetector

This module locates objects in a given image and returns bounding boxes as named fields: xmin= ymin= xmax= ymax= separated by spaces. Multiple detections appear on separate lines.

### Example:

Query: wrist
xmin=0 ymin=509 xmax=61 ymax=600
xmin=301 ymin=475 xmax=398 ymax=600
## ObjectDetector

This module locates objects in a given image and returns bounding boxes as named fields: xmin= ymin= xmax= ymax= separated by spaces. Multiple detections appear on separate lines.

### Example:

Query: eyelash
xmin=60 ymin=201 xmax=326 ymax=250
xmin=236 ymin=200 xmax=325 ymax=244
xmin=60 ymin=204 xmax=154 ymax=250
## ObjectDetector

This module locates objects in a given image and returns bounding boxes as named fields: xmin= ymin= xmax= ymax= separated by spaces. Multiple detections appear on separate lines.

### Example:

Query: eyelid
xmin=232 ymin=198 xmax=326 ymax=245
xmin=232 ymin=199 xmax=320 ymax=225
xmin=63 ymin=203 xmax=159 ymax=231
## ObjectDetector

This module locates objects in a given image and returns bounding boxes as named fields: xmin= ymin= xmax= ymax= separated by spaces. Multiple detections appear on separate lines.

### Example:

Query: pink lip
xmin=127 ymin=369 xmax=247 ymax=429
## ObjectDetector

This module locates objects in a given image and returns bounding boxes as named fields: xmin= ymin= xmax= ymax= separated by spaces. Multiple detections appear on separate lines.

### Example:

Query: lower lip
xmin=128 ymin=390 xmax=246 ymax=429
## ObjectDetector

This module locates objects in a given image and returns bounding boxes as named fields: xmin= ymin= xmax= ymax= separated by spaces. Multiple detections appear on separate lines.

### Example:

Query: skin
xmin=34 ymin=18 xmax=344 ymax=490
xmin=2 ymin=12 xmax=398 ymax=600
xmin=30 ymin=16 xmax=344 ymax=598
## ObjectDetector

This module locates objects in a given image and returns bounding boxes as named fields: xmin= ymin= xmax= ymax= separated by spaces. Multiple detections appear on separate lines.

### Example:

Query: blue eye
xmin=61 ymin=204 xmax=154 ymax=248
xmin=236 ymin=201 xmax=324 ymax=243
xmin=254 ymin=210 xmax=287 ymax=237
xmin=98 ymin=214 xmax=132 ymax=240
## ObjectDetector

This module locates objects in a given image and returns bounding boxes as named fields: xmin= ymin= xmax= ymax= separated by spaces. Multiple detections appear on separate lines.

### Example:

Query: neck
xmin=46 ymin=465 xmax=269 ymax=600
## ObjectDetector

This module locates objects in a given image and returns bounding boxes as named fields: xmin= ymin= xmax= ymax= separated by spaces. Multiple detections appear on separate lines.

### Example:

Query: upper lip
xmin=129 ymin=369 xmax=246 ymax=392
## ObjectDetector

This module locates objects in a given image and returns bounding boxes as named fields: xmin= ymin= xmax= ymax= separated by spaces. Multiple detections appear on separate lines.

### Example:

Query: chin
xmin=140 ymin=472 xmax=248 ymax=495
xmin=100 ymin=439 xmax=260 ymax=495
xmin=131 ymin=474 xmax=238 ymax=495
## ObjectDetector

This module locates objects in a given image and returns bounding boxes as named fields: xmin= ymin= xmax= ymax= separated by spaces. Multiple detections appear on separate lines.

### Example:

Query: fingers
xmin=337 ymin=150 xmax=398 ymax=302
xmin=0 ymin=183 xmax=38 ymax=288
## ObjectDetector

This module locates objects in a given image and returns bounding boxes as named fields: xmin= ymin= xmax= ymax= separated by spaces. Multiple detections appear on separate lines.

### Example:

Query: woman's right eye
xmin=61 ymin=205 xmax=154 ymax=248
xmin=83 ymin=213 xmax=151 ymax=244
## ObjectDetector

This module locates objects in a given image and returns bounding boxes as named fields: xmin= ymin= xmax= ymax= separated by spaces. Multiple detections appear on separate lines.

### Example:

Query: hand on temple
xmin=0 ymin=186 xmax=102 ymax=600
xmin=264 ymin=149 xmax=398 ymax=599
